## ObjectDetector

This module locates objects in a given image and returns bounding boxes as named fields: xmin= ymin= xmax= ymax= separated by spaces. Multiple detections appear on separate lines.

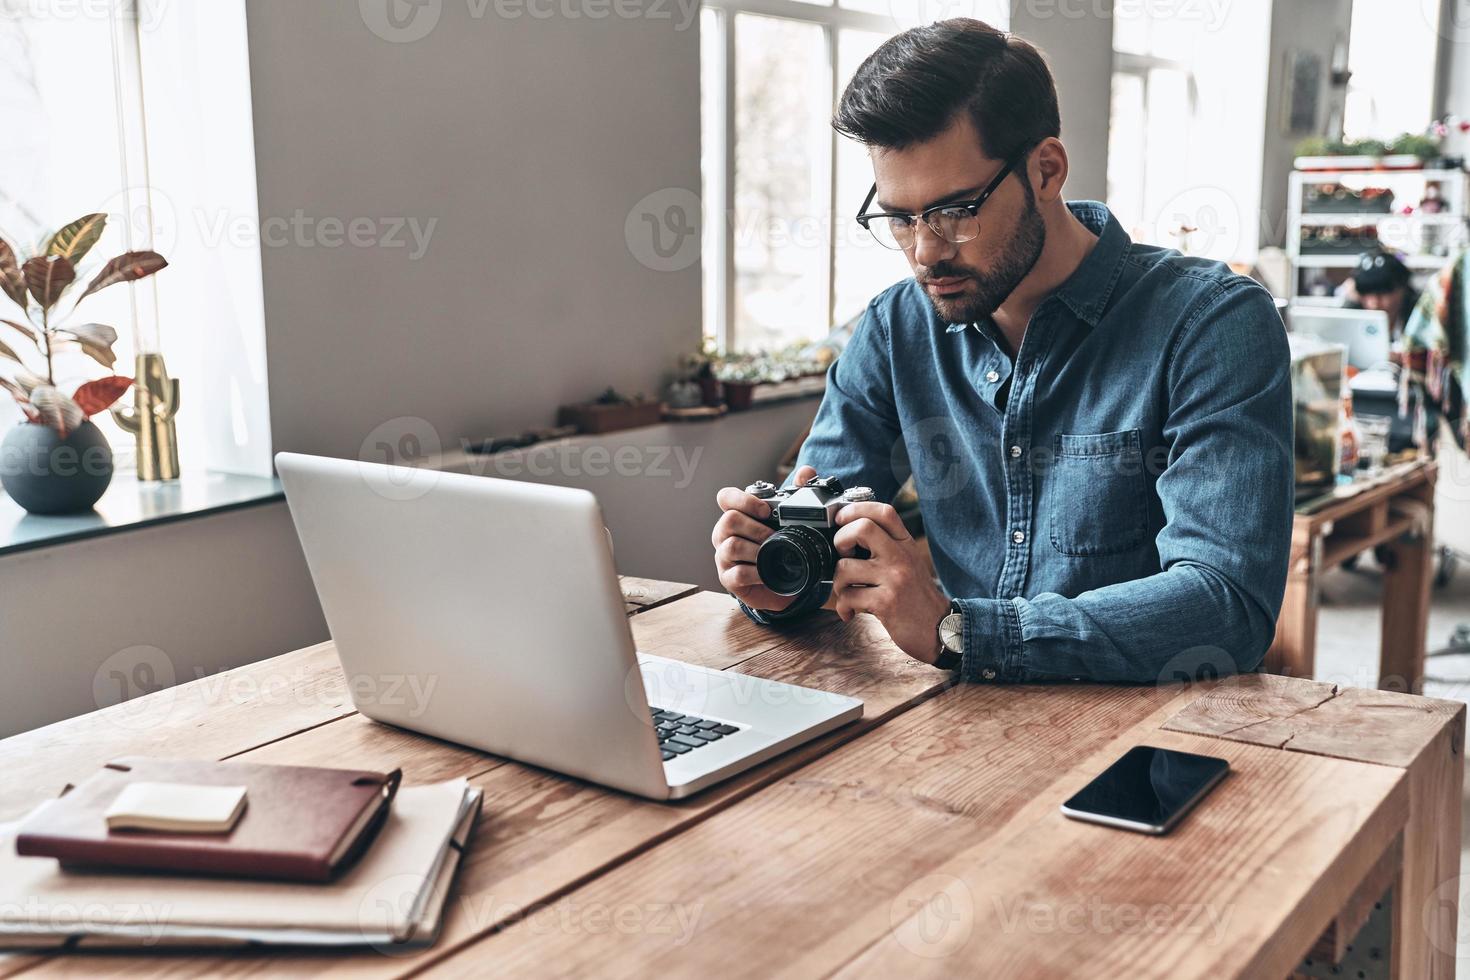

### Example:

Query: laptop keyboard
xmin=649 ymin=707 xmax=740 ymax=762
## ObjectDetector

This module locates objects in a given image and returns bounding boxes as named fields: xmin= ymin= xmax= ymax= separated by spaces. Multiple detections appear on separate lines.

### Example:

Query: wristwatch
xmin=935 ymin=600 xmax=964 ymax=671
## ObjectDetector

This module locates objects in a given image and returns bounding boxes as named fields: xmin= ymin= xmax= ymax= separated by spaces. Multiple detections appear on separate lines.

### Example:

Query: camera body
xmin=746 ymin=476 xmax=873 ymax=612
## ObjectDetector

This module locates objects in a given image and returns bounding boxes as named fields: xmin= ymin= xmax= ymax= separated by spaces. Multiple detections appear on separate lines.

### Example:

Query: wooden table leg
xmin=1267 ymin=530 xmax=1318 ymax=678
xmin=1379 ymin=528 xmax=1434 ymax=695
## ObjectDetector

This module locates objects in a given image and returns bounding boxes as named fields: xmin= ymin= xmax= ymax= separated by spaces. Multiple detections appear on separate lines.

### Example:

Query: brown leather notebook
xmin=15 ymin=757 xmax=402 ymax=882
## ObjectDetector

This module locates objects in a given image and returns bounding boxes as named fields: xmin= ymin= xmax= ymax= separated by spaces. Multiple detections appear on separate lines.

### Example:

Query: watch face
xmin=939 ymin=612 xmax=964 ymax=654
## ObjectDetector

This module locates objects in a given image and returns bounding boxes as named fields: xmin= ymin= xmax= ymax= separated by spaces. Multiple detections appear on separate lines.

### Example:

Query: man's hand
xmin=832 ymin=501 xmax=950 ymax=665
xmin=712 ymin=465 xmax=820 ymax=613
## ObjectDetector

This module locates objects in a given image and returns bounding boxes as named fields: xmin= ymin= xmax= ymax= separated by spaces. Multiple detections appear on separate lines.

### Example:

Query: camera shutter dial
xmin=745 ymin=480 xmax=777 ymax=499
xmin=841 ymin=487 xmax=875 ymax=503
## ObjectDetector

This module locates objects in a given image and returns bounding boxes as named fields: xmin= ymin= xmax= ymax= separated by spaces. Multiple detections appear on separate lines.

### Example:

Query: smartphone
xmin=1060 ymin=745 xmax=1229 ymax=835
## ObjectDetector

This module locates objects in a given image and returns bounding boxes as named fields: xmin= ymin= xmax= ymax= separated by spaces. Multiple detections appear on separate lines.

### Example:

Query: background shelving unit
xmin=1286 ymin=167 xmax=1469 ymax=302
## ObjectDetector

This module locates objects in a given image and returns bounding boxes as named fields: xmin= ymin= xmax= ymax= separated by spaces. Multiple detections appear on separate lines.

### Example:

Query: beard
xmin=918 ymin=183 xmax=1046 ymax=325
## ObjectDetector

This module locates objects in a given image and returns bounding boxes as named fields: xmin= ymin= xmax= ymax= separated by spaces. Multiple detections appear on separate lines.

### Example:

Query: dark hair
xmin=832 ymin=18 xmax=1060 ymax=162
xmin=1352 ymin=249 xmax=1411 ymax=295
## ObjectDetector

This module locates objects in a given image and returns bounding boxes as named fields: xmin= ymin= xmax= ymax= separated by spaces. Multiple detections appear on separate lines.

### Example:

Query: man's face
xmin=869 ymin=115 xmax=1045 ymax=324
xmin=1359 ymin=288 xmax=1403 ymax=315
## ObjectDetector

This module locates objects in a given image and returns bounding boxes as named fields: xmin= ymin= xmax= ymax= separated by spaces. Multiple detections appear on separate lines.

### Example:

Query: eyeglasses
xmin=855 ymin=153 xmax=1025 ymax=252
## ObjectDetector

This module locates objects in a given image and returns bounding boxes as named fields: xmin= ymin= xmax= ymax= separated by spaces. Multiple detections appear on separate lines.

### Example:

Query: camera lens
xmin=756 ymin=526 xmax=837 ymax=599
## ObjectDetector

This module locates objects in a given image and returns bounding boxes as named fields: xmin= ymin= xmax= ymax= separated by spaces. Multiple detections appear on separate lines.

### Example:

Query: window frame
xmin=701 ymin=0 xmax=897 ymax=353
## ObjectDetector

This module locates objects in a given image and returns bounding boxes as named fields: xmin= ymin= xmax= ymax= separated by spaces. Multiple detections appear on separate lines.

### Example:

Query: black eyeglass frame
xmin=855 ymin=151 xmax=1028 ymax=250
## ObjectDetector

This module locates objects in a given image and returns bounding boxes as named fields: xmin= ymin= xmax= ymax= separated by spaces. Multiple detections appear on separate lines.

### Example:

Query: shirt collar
xmin=944 ymin=200 xmax=1131 ymax=334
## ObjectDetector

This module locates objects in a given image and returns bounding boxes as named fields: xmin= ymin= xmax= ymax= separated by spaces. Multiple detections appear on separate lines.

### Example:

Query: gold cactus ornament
xmin=112 ymin=352 xmax=179 ymax=481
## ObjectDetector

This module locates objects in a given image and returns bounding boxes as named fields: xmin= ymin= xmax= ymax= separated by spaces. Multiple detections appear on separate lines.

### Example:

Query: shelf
xmin=1291 ymin=168 xmax=1466 ymax=182
xmin=1291 ymin=253 xmax=1453 ymax=269
xmin=1296 ymin=213 xmax=1465 ymax=227
xmin=0 ymin=470 xmax=283 ymax=558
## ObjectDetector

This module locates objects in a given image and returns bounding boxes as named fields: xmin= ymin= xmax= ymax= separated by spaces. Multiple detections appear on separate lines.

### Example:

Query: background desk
xmin=0 ymin=580 xmax=1462 ymax=979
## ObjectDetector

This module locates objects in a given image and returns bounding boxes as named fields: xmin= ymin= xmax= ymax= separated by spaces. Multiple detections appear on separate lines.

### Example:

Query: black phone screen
xmin=1062 ymin=745 xmax=1229 ymax=831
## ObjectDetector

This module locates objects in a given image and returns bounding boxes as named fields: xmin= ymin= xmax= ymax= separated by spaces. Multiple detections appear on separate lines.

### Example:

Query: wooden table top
xmin=0 ymin=579 xmax=1462 ymax=979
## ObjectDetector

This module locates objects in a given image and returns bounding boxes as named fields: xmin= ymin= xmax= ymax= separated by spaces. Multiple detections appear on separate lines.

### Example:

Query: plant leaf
xmin=54 ymin=339 xmax=118 ymax=370
xmin=23 ymin=255 xmax=76 ymax=312
xmin=73 ymin=375 xmax=133 ymax=417
xmin=79 ymin=251 xmax=167 ymax=302
xmin=0 ymin=336 xmax=21 ymax=364
xmin=54 ymin=323 xmax=119 ymax=369
xmin=46 ymin=213 xmax=108 ymax=264
xmin=0 ymin=240 xmax=25 ymax=310
xmin=28 ymin=385 xmax=84 ymax=437
xmin=1 ymin=318 xmax=38 ymax=346
xmin=11 ymin=370 xmax=48 ymax=396
xmin=0 ymin=378 xmax=39 ymax=421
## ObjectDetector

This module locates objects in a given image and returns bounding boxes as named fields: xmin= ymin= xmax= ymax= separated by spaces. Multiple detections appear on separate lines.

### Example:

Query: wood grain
xmin=427 ymin=683 xmax=1406 ymax=980
xmin=0 ymin=642 xmax=352 ymax=824
xmin=1163 ymin=671 xmax=1466 ymax=978
xmin=1 ymin=582 xmax=1458 ymax=980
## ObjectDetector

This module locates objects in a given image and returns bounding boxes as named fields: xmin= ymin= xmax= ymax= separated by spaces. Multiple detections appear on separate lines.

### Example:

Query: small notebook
xmin=0 ymin=780 xmax=480 ymax=950
xmin=104 ymin=782 xmax=248 ymax=833
xmin=15 ymin=757 xmax=401 ymax=882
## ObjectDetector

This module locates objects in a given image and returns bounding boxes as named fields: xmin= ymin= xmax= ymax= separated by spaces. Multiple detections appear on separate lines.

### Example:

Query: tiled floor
xmin=1316 ymin=549 xmax=1470 ymax=972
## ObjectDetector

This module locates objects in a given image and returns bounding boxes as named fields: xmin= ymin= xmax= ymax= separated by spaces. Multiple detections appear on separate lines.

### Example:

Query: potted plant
xmin=714 ymin=358 xmax=761 ymax=412
xmin=0 ymin=213 xmax=167 ymax=514
xmin=557 ymin=387 xmax=662 ymax=435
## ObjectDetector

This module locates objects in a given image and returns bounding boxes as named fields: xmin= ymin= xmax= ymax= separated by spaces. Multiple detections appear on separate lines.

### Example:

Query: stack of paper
xmin=0 ymin=779 xmax=480 ymax=950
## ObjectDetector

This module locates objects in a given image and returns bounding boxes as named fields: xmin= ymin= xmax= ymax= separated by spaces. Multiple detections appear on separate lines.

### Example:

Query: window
xmin=701 ymin=2 xmax=971 ymax=352
xmin=1343 ymin=0 xmax=1441 ymax=142
xmin=0 ymin=4 xmax=145 ymax=459
xmin=0 ymin=2 xmax=272 ymax=477
xmin=1106 ymin=2 xmax=1271 ymax=266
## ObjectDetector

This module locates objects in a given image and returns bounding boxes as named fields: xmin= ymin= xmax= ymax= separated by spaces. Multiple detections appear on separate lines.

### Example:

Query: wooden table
xmin=1266 ymin=459 xmax=1439 ymax=693
xmin=0 ymin=579 xmax=1463 ymax=979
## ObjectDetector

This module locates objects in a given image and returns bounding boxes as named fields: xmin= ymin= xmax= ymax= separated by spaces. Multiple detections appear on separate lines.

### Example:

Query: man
xmin=710 ymin=19 xmax=1293 ymax=684
xmin=1350 ymin=249 xmax=1419 ymax=338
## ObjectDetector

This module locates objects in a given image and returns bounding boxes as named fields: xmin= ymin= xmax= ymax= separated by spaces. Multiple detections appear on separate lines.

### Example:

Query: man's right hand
xmin=712 ymin=465 xmax=818 ymax=613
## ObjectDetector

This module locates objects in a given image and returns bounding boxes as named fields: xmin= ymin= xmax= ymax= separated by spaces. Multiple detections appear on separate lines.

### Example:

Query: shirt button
xmin=1012 ymin=530 xmax=1026 ymax=544
xmin=981 ymin=668 xmax=997 ymax=681
xmin=1009 ymin=445 xmax=1022 ymax=458
xmin=985 ymin=370 xmax=1000 ymax=384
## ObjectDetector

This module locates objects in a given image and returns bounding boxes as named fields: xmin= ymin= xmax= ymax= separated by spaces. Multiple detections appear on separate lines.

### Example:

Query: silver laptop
xmin=275 ymin=452 xmax=862 ymax=800
xmin=1288 ymin=305 xmax=1392 ymax=370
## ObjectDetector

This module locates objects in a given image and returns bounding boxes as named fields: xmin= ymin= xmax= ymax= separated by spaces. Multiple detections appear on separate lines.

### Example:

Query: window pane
xmin=733 ymin=13 xmax=829 ymax=351
xmin=834 ymin=27 xmax=905 ymax=327
xmin=1343 ymin=0 xmax=1438 ymax=140
xmin=1106 ymin=72 xmax=1147 ymax=241
xmin=700 ymin=6 xmax=720 ymax=345
xmin=0 ymin=10 xmax=134 ymax=439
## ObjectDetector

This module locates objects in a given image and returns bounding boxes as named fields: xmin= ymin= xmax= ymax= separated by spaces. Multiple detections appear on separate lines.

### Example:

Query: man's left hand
xmin=831 ymin=502 xmax=950 ymax=665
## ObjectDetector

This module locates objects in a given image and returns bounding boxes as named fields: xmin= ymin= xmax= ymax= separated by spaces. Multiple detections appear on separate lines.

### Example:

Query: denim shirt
xmin=748 ymin=202 xmax=1293 ymax=684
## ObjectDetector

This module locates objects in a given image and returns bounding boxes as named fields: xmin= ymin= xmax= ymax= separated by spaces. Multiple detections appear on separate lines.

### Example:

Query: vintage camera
xmin=746 ymin=476 xmax=873 ymax=611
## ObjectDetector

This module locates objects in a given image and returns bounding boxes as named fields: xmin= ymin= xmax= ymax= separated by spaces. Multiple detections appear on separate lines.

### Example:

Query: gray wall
xmin=245 ymin=0 xmax=703 ymax=461
xmin=1258 ymin=0 xmax=1354 ymax=248
xmin=0 ymin=504 xmax=326 ymax=738
xmin=1010 ymin=1 xmax=1113 ymax=201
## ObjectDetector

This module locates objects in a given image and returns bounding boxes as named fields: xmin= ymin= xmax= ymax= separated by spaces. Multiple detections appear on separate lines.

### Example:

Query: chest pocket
xmin=1049 ymin=428 xmax=1148 ymax=557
